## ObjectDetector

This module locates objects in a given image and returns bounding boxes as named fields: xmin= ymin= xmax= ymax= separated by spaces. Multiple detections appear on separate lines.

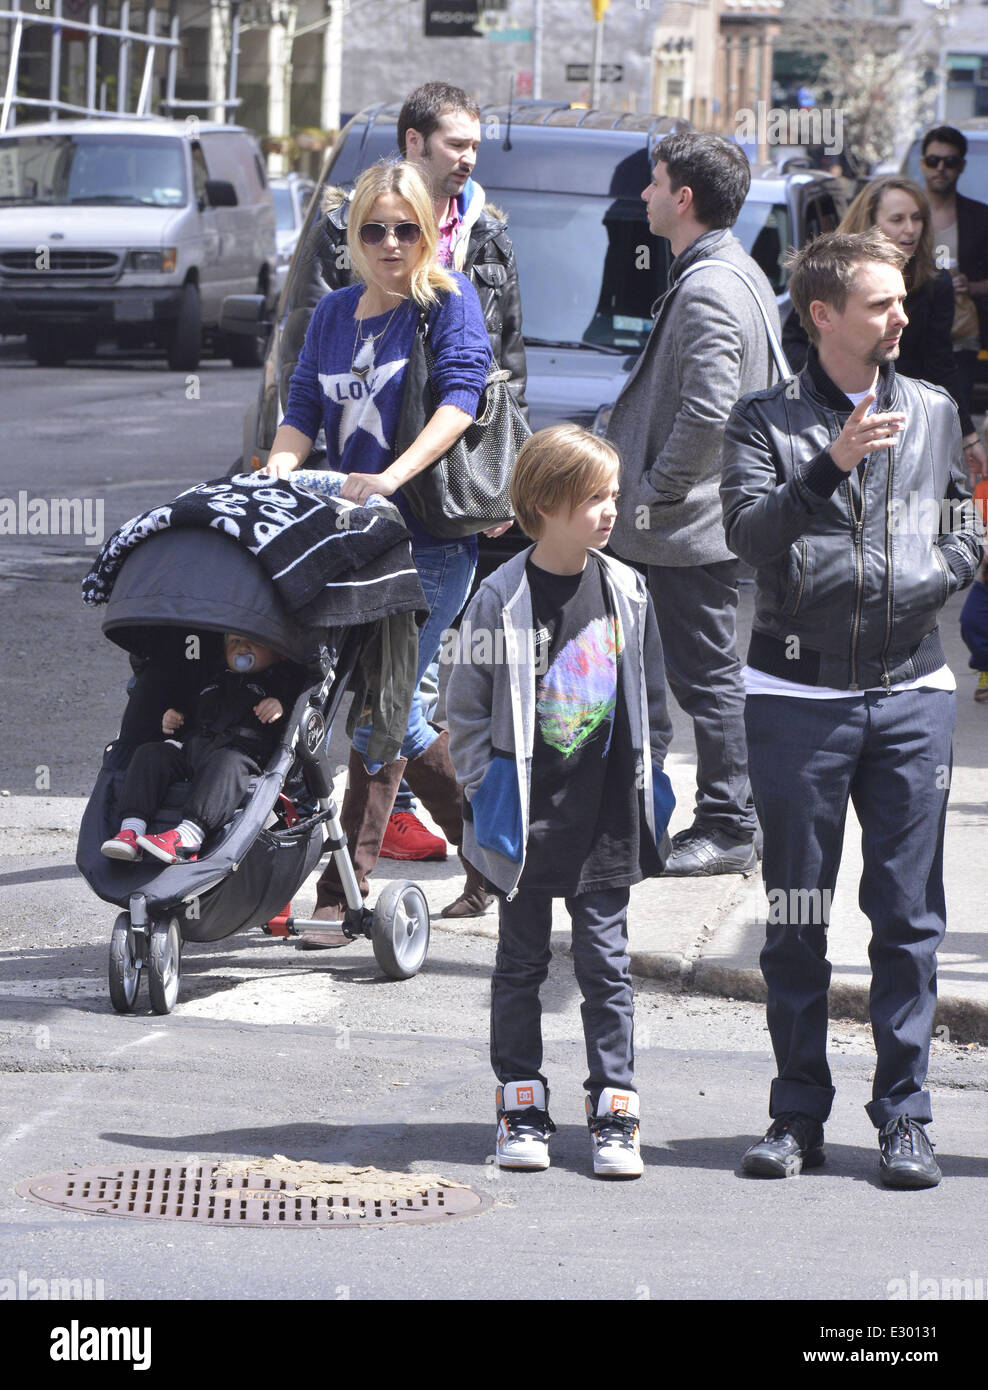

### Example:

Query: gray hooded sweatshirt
xmin=445 ymin=546 xmax=675 ymax=898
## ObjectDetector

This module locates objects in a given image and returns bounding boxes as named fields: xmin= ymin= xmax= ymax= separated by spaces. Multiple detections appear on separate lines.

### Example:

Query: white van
xmin=0 ymin=118 xmax=276 ymax=370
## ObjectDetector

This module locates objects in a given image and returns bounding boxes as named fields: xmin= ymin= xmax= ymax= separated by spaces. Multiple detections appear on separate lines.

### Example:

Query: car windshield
xmin=732 ymin=198 xmax=791 ymax=294
xmin=490 ymin=189 xmax=671 ymax=352
xmin=0 ymin=134 xmax=187 ymax=207
xmin=272 ymin=185 xmax=296 ymax=231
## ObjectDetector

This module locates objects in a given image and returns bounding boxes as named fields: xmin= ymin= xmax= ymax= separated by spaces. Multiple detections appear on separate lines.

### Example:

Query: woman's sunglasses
xmin=358 ymin=221 xmax=422 ymax=246
xmin=922 ymin=155 xmax=963 ymax=170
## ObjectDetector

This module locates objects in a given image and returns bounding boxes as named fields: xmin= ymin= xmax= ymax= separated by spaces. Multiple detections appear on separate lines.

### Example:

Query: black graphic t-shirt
xmin=519 ymin=554 xmax=642 ymax=896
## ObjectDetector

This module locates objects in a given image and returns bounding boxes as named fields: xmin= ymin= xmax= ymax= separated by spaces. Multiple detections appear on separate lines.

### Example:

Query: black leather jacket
xmin=292 ymin=184 xmax=528 ymax=415
xmin=721 ymin=348 xmax=984 ymax=690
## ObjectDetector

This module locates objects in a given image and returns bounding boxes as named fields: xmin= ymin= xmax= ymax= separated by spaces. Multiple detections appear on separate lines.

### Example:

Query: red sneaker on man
xmin=379 ymin=811 xmax=447 ymax=861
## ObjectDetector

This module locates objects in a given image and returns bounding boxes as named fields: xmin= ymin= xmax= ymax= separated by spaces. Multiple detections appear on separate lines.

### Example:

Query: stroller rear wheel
xmin=108 ymin=914 xmax=141 ymax=1013
xmin=371 ymin=881 xmax=430 ymax=980
xmin=148 ymin=918 xmax=182 ymax=1014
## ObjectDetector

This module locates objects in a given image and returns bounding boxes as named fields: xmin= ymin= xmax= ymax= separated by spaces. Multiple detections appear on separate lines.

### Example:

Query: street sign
xmin=424 ymin=1 xmax=480 ymax=38
xmin=565 ymin=63 xmax=623 ymax=83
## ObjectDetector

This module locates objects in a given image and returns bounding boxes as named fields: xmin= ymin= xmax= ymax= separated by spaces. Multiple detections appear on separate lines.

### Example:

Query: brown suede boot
xmin=403 ymin=728 xmax=492 ymax=918
xmin=441 ymin=852 xmax=493 ymax=919
xmin=302 ymin=749 xmax=407 ymax=947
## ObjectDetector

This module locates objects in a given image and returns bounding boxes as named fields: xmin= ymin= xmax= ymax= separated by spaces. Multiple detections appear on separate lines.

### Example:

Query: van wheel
xmin=226 ymin=276 xmax=269 ymax=367
xmin=226 ymin=328 xmax=265 ymax=368
xmin=167 ymin=283 xmax=201 ymax=372
xmin=27 ymin=331 xmax=68 ymax=367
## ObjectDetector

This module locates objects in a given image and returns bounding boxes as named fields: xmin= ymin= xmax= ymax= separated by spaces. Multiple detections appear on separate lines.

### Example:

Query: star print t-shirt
xmin=280 ymin=273 xmax=491 ymax=547
xmin=519 ymin=554 xmax=644 ymax=896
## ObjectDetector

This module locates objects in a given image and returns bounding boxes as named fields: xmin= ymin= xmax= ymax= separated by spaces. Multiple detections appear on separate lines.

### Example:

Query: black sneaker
xmin=741 ymin=1112 xmax=825 ymax=1178
xmin=879 ymin=1115 xmax=941 ymax=1189
xmin=664 ymin=827 xmax=757 ymax=877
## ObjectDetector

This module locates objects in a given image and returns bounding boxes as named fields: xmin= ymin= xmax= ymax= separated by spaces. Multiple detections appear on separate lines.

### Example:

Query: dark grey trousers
xmin=647 ymin=560 xmax=756 ymax=841
xmin=491 ymin=885 xmax=634 ymax=1105
xmin=745 ymin=687 xmax=955 ymax=1129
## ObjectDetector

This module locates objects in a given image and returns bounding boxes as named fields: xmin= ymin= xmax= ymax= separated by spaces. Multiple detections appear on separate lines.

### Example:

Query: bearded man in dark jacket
xmin=721 ymin=228 xmax=983 ymax=1190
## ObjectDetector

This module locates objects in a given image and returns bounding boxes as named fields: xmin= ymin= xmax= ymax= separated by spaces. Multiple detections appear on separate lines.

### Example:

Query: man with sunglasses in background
xmin=920 ymin=125 xmax=988 ymax=477
xmin=293 ymin=81 xmax=527 ymax=866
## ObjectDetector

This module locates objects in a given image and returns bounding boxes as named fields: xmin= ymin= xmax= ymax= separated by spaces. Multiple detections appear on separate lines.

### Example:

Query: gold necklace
xmin=351 ymin=297 xmax=404 ymax=381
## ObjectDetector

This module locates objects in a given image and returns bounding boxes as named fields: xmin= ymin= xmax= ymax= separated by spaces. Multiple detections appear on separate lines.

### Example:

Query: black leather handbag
xmin=395 ymin=305 xmax=531 ymax=540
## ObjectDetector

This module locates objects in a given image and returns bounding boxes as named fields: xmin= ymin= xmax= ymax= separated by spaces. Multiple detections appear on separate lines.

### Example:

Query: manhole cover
xmin=17 ymin=1161 xmax=493 ymax=1228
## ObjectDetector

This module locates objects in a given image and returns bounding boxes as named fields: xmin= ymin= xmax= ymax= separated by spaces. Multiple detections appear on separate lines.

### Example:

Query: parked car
xmin=270 ymin=172 xmax=316 ymax=295
xmin=0 ymin=118 xmax=277 ymax=369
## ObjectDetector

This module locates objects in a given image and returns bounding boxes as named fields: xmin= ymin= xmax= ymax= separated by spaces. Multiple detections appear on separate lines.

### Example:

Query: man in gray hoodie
xmin=606 ymin=132 xmax=780 ymax=876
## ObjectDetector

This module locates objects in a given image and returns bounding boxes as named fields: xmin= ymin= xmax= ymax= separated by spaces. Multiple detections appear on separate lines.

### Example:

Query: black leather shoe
xmin=879 ymin=1116 xmax=941 ymax=1189
xmin=664 ymin=827 xmax=758 ymax=876
xmin=741 ymin=1113 xmax=825 ymax=1178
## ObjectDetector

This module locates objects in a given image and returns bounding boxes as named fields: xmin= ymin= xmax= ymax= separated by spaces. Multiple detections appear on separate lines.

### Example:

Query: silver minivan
xmin=0 ymin=118 xmax=277 ymax=370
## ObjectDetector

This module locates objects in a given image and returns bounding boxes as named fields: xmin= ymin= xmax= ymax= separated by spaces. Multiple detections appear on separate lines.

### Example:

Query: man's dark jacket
xmin=720 ymin=347 xmax=984 ymax=690
xmin=286 ymin=178 xmax=527 ymax=414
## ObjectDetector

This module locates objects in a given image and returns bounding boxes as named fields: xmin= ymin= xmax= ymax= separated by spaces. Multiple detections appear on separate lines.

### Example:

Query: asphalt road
xmin=1 ymin=341 xmax=986 ymax=1339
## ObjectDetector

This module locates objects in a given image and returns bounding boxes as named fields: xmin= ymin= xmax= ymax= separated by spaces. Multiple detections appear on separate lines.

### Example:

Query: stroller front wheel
xmin=371 ymin=881 xmax=430 ymax=980
xmin=108 ymin=914 xmax=141 ymax=1014
xmin=148 ymin=918 xmax=182 ymax=1014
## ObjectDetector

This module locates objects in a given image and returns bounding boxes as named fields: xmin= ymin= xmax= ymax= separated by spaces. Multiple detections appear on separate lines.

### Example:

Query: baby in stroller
xmin=101 ymin=632 xmax=302 ymax=865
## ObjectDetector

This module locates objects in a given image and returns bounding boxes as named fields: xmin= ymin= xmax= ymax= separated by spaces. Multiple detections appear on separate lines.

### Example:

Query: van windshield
xmin=0 ymin=134 xmax=188 ymax=207
xmin=491 ymin=190 xmax=671 ymax=352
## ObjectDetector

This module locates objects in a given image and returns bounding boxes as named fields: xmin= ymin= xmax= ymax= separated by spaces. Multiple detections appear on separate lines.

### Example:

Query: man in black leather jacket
xmin=290 ymin=82 xmax=527 ymax=414
xmin=721 ymin=229 xmax=983 ymax=1189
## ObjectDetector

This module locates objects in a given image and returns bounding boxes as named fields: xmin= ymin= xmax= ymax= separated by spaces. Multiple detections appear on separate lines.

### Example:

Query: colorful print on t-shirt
xmin=536 ymin=614 xmax=622 ymax=757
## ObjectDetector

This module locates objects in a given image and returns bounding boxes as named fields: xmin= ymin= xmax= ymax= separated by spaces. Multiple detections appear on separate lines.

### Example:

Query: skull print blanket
xmin=82 ymin=473 xmax=426 ymax=629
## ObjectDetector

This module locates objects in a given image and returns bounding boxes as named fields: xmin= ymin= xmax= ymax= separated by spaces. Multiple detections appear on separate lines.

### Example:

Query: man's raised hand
xmin=829 ymin=393 xmax=905 ymax=473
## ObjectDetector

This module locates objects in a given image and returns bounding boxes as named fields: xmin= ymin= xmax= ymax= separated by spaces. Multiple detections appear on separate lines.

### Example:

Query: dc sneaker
xmin=495 ymin=1080 xmax=556 ymax=1170
xmin=587 ymin=1087 xmax=643 ymax=1178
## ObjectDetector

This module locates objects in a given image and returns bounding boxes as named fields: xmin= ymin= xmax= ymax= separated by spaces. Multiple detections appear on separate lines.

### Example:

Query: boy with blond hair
xmin=446 ymin=424 xmax=675 ymax=1178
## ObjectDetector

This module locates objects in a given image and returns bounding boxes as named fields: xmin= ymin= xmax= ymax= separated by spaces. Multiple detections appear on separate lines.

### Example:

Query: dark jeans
xmin=647 ymin=560 xmax=756 ymax=840
xmin=745 ymin=688 xmax=955 ymax=1129
xmin=118 ymin=736 xmax=260 ymax=834
xmin=491 ymin=886 xmax=634 ymax=1105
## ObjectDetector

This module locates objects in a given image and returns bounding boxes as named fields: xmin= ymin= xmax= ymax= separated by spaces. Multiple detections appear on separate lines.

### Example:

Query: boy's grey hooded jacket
xmin=445 ymin=547 xmax=675 ymax=897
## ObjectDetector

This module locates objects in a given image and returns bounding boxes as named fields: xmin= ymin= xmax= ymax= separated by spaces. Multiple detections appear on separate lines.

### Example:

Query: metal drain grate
xmin=17 ymin=1164 xmax=492 ymax=1228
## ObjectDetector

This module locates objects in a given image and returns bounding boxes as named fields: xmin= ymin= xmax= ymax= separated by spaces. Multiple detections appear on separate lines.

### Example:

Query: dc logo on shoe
xmin=611 ymin=1094 xmax=631 ymax=1112
xmin=516 ymin=1086 xmax=534 ymax=1106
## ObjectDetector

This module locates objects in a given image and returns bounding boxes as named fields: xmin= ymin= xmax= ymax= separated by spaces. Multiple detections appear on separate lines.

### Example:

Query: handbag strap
xmin=677 ymin=257 xmax=792 ymax=381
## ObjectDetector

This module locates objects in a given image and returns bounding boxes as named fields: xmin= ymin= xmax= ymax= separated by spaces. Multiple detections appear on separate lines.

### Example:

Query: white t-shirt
xmin=743 ymin=387 xmax=955 ymax=698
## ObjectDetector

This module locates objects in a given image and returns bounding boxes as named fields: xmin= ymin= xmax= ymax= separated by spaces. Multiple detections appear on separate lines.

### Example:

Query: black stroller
xmin=77 ymin=521 xmax=432 ymax=1015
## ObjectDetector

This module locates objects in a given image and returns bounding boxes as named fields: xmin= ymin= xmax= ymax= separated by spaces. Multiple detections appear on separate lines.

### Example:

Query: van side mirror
xmin=205 ymin=179 xmax=238 ymax=208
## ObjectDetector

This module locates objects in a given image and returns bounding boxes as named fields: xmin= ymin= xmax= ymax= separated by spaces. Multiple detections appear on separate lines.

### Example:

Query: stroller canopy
xmin=100 ymin=528 xmax=325 ymax=665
